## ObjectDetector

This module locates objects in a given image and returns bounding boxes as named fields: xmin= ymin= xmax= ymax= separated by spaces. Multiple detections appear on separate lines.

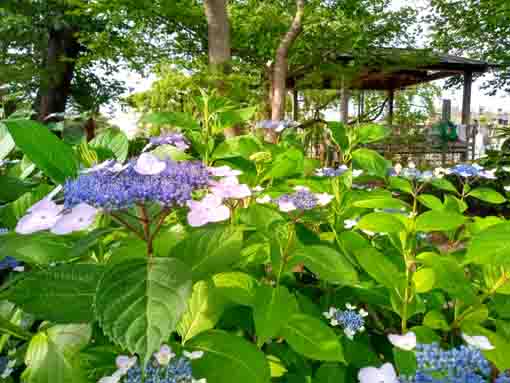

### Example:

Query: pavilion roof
xmin=288 ymin=48 xmax=499 ymax=91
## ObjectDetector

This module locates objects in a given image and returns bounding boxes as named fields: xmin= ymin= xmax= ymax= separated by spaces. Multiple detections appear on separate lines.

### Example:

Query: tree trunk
xmin=37 ymin=27 xmax=81 ymax=121
xmin=204 ymin=0 xmax=231 ymax=73
xmin=270 ymin=0 xmax=305 ymax=122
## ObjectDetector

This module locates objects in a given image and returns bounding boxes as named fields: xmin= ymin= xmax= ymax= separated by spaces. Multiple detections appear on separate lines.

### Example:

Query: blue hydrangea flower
xmin=323 ymin=304 xmax=368 ymax=339
xmin=64 ymin=159 xmax=210 ymax=210
xmin=496 ymin=372 xmax=510 ymax=383
xmin=273 ymin=187 xmax=333 ymax=212
xmin=148 ymin=133 xmax=190 ymax=151
xmin=315 ymin=165 xmax=349 ymax=177
xmin=400 ymin=343 xmax=492 ymax=383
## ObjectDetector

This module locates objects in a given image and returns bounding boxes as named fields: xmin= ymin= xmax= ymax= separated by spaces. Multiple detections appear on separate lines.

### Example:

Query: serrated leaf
xmin=353 ymin=197 xmax=409 ymax=210
xmin=352 ymin=148 xmax=388 ymax=178
xmin=431 ymin=178 xmax=458 ymax=193
xmin=282 ymin=314 xmax=345 ymax=362
xmin=1 ymin=264 xmax=103 ymax=323
xmin=417 ymin=194 xmax=444 ymax=211
xmin=389 ymin=177 xmax=413 ymax=194
xmin=23 ymin=324 xmax=91 ymax=383
xmin=466 ymin=223 xmax=510 ymax=265
xmin=354 ymin=247 xmax=405 ymax=289
xmin=177 ymin=280 xmax=228 ymax=343
xmin=416 ymin=210 xmax=465 ymax=232
xmin=314 ymin=363 xmax=346 ymax=383
xmin=90 ymin=129 xmax=129 ymax=162
xmin=290 ymin=245 xmax=358 ymax=286
xmin=212 ymin=135 xmax=263 ymax=160
xmin=171 ymin=225 xmax=243 ymax=281
xmin=212 ymin=272 xmax=257 ymax=306
xmin=187 ymin=330 xmax=271 ymax=383
xmin=4 ymin=119 xmax=79 ymax=183
xmin=253 ymin=285 xmax=297 ymax=346
xmin=357 ymin=212 xmax=406 ymax=233
xmin=413 ymin=268 xmax=436 ymax=293
xmin=95 ymin=258 xmax=192 ymax=365
xmin=357 ymin=124 xmax=390 ymax=144
xmin=468 ymin=187 xmax=506 ymax=204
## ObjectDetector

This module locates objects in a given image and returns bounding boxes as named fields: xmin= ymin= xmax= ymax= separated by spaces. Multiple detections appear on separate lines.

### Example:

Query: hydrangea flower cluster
xmin=389 ymin=163 xmax=433 ymax=181
xmin=257 ymin=186 xmax=333 ymax=212
xmin=98 ymin=346 xmax=205 ymax=383
xmin=389 ymin=162 xmax=498 ymax=182
xmin=315 ymin=165 xmax=349 ymax=177
xmin=145 ymin=133 xmax=190 ymax=151
xmin=0 ymin=357 xmax=16 ymax=379
xmin=399 ymin=343 xmax=494 ymax=383
xmin=65 ymin=157 xmax=210 ymax=209
xmin=323 ymin=304 xmax=368 ymax=339
xmin=446 ymin=164 xmax=497 ymax=180
xmin=256 ymin=120 xmax=297 ymax=132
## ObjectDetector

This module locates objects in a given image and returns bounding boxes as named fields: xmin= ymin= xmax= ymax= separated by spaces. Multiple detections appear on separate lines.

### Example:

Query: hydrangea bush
xmin=0 ymin=117 xmax=509 ymax=383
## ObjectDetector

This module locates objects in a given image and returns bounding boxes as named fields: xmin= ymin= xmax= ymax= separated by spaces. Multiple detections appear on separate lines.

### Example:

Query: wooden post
xmin=387 ymin=89 xmax=395 ymax=126
xmin=462 ymin=71 xmax=473 ymax=126
xmin=292 ymin=89 xmax=299 ymax=121
xmin=340 ymin=85 xmax=350 ymax=123
xmin=442 ymin=99 xmax=451 ymax=122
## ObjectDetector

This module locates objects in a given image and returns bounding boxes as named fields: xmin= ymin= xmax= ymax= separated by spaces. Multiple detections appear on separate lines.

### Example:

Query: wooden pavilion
xmin=287 ymin=48 xmax=499 ymax=164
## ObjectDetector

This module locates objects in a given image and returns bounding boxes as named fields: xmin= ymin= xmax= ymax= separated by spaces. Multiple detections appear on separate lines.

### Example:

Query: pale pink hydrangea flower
xmin=134 ymin=153 xmax=166 ymax=175
xmin=210 ymin=176 xmax=251 ymax=199
xmin=15 ymin=198 xmax=63 ymax=234
xmin=51 ymin=203 xmax=99 ymax=235
xmin=208 ymin=165 xmax=242 ymax=177
xmin=187 ymin=194 xmax=230 ymax=227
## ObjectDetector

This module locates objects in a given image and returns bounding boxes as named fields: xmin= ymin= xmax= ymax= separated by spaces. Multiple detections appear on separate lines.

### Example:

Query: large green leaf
xmin=353 ymin=197 xmax=409 ymax=210
xmin=212 ymin=272 xmax=258 ymax=306
xmin=22 ymin=324 xmax=91 ymax=383
xmin=468 ymin=187 xmax=506 ymax=204
xmin=212 ymin=135 xmax=263 ymax=160
xmin=266 ymin=148 xmax=304 ymax=179
xmin=95 ymin=258 xmax=192 ymax=365
xmin=151 ymin=144 xmax=192 ymax=161
xmin=187 ymin=330 xmax=271 ymax=383
xmin=177 ymin=280 xmax=228 ymax=344
xmin=90 ymin=129 xmax=129 ymax=162
xmin=352 ymin=148 xmax=388 ymax=178
xmin=0 ymin=232 xmax=75 ymax=265
xmin=314 ymin=363 xmax=346 ymax=383
xmin=357 ymin=124 xmax=390 ymax=144
xmin=240 ymin=204 xmax=284 ymax=233
xmin=389 ymin=176 xmax=413 ymax=194
xmin=217 ymin=107 xmax=257 ymax=129
xmin=171 ymin=225 xmax=243 ymax=281
xmin=290 ymin=245 xmax=358 ymax=286
xmin=0 ymin=315 xmax=32 ymax=340
xmin=4 ymin=119 xmax=79 ymax=183
xmin=141 ymin=112 xmax=199 ymax=130
xmin=465 ymin=222 xmax=510 ymax=265
xmin=416 ymin=210 xmax=465 ymax=232
xmin=1 ymin=264 xmax=103 ymax=323
xmin=0 ymin=184 xmax=52 ymax=229
xmin=282 ymin=314 xmax=345 ymax=362
xmin=0 ymin=175 xmax=32 ymax=202
xmin=354 ymin=247 xmax=405 ymax=289
xmin=357 ymin=212 xmax=406 ymax=233
xmin=328 ymin=122 xmax=349 ymax=152
xmin=431 ymin=178 xmax=457 ymax=193
xmin=253 ymin=285 xmax=297 ymax=347
xmin=0 ymin=122 xmax=15 ymax=160
xmin=417 ymin=194 xmax=444 ymax=211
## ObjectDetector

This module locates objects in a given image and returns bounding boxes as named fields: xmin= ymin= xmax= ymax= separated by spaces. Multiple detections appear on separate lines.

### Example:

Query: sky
xmin=107 ymin=0 xmax=510 ymax=134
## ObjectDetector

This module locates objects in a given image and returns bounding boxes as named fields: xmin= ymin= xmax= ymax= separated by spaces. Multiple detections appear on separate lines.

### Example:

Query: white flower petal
xmin=462 ymin=333 xmax=495 ymax=350
xmin=388 ymin=332 xmax=417 ymax=351
xmin=134 ymin=153 xmax=166 ymax=175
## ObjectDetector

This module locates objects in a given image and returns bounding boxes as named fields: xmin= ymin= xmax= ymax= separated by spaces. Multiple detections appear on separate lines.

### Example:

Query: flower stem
xmin=110 ymin=213 xmax=145 ymax=241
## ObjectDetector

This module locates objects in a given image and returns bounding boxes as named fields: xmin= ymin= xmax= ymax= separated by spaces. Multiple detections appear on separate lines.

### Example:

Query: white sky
xmin=108 ymin=0 xmax=510 ymax=134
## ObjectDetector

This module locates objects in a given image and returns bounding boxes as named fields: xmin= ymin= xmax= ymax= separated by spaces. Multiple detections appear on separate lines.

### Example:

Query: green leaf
xmin=177 ymin=280 xmax=228 ymax=344
xmin=412 ymin=268 xmax=436 ymax=293
xmin=314 ymin=363 xmax=346 ymax=383
xmin=423 ymin=310 xmax=450 ymax=330
xmin=23 ymin=324 xmax=91 ymax=383
xmin=328 ymin=122 xmax=349 ymax=152
xmin=0 ymin=175 xmax=32 ymax=202
xmin=466 ymin=223 xmax=510 ymax=265
xmin=0 ymin=184 xmax=52 ymax=228
xmin=212 ymin=135 xmax=263 ymax=160
xmin=95 ymin=258 xmax=192 ymax=365
xmin=417 ymin=253 xmax=477 ymax=304
xmin=468 ymin=187 xmax=506 ymax=204
xmin=266 ymin=148 xmax=304 ymax=180
xmin=90 ymin=129 xmax=129 ymax=162
xmin=282 ymin=314 xmax=345 ymax=362
xmin=253 ymin=285 xmax=297 ymax=346
xmin=141 ymin=112 xmax=199 ymax=130
xmin=431 ymin=178 xmax=458 ymax=193
xmin=217 ymin=107 xmax=257 ymax=129
xmin=1 ymin=264 xmax=103 ymax=323
xmin=0 ymin=315 xmax=31 ymax=340
xmin=240 ymin=204 xmax=284 ymax=232
xmin=416 ymin=210 xmax=465 ymax=232
xmin=352 ymin=148 xmax=388 ymax=178
xmin=357 ymin=212 xmax=406 ymax=233
xmin=353 ymin=198 xmax=409 ymax=210
xmin=443 ymin=194 xmax=468 ymax=213
xmin=393 ymin=348 xmax=417 ymax=376
xmin=212 ymin=272 xmax=257 ymax=306
xmin=354 ymin=247 xmax=405 ymax=289
xmin=0 ymin=232 xmax=75 ymax=265
xmin=290 ymin=245 xmax=358 ymax=286
xmin=4 ymin=119 xmax=79 ymax=183
xmin=357 ymin=124 xmax=390 ymax=144
xmin=171 ymin=225 xmax=243 ymax=281
xmin=417 ymin=194 xmax=444 ymax=211
xmin=389 ymin=177 xmax=413 ymax=194
xmin=0 ymin=122 xmax=15 ymax=160
xmin=151 ymin=144 xmax=192 ymax=161
xmin=187 ymin=330 xmax=271 ymax=383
